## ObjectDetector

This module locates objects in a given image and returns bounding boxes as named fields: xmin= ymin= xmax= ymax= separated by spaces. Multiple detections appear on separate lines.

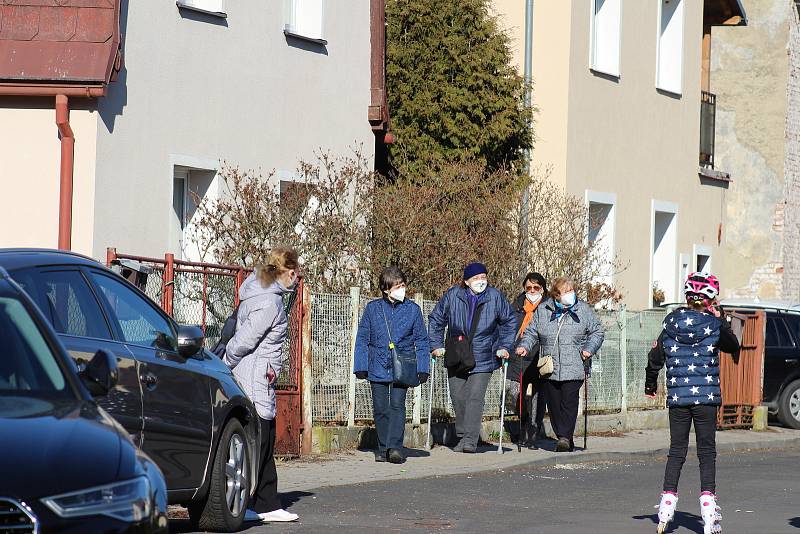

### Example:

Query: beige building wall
xmin=713 ymin=1 xmax=792 ymax=299
xmin=494 ymin=0 xmax=730 ymax=309
xmin=0 ymin=98 xmax=98 ymax=257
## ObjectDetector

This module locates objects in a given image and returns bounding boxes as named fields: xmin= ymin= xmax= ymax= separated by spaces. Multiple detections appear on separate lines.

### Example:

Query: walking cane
xmin=583 ymin=366 xmax=589 ymax=450
xmin=497 ymin=360 xmax=509 ymax=455
xmin=425 ymin=356 xmax=436 ymax=450
xmin=518 ymin=370 xmax=523 ymax=453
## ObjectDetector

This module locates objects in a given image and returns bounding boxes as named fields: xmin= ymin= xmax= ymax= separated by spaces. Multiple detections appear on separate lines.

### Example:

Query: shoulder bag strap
xmin=379 ymin=303 xmax=396 ymax=351
xmin=550 ymin=313 xmax=567 ymax=355
xmin=467 ymin=302 xmax=483 ymax=342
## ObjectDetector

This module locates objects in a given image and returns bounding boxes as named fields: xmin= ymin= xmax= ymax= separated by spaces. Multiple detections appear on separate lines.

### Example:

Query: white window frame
xmin=585 ymin=190 xmax=617 ymax=288
xmin=650 ymin=200 xmax=679 ymax=307
xmin=655 ymin=0 xmax=685 ymax=95
xmin=284 ymin=0 xmax=327 ymax=45
xmin=176 ymin=0 xmax=226 ymax=18
xmin=693 ymin=244 xmax=713 ymax=274
xmin=169 ymin=155 xmax=220 ymax=262
xmin=589 ymin=0 xmax=622 ymax=78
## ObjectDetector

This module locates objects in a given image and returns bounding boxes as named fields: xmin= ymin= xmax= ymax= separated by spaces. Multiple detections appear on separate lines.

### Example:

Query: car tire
xmin=778 ymin=379 xmax=800 ymax=430
xmin=188 ymin=418 xmax=250 ymax=532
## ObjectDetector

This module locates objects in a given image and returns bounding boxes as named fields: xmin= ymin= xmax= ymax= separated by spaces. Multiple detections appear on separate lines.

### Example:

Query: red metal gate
xmin=106 ymin=249 xmax=305 ymax=456
xmin=718 ymin=311 xmax=765 ymax=429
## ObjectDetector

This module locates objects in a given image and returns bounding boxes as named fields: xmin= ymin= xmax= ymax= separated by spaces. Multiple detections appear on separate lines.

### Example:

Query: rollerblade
xmin=700 ymin=492 xmax=722 ymax=534
xmin=656 ymin=491 xmax=678 ymax=533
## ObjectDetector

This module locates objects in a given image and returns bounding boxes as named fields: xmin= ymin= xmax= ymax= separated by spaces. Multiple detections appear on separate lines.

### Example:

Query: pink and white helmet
xmin=684 ymin=272 xmax=720 ymax=301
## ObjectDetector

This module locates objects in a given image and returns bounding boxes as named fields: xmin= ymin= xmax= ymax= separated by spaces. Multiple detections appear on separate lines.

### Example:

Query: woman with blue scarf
xmin=516 ymin=276 xmax=604 ymax=452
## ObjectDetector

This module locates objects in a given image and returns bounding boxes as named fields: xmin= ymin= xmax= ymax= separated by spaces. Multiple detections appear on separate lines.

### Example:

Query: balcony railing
xmin=700 ymin=90 xmax=716 ymax=168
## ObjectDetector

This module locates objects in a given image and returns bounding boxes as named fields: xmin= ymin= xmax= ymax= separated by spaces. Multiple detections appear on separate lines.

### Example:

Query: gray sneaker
xmin=452 ymin=440 xmax=465 ymax=452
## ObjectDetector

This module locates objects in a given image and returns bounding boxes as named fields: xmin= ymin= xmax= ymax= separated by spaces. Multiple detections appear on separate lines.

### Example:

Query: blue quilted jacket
xmin=661 ymin=309 xmax=723 ymax=407
xmin=353 ymin=298 xmax=431 ymax=383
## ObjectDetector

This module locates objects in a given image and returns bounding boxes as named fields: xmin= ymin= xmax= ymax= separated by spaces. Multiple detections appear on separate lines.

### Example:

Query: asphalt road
xmin=172 ymin=448 xmax=800 ymax=534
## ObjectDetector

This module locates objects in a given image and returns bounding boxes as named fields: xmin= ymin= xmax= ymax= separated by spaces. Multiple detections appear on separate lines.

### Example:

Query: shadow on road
xmin=789 ymin=516 xmax=800 ymax=529
xmin=632 ymin=511 xmax=705 ymax=534
xmin=169 ymin=491 xmax=314 ymax=533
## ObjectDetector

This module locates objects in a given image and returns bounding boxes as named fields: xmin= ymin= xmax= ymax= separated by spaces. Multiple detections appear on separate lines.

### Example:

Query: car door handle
xmin=139 ymin=373 xmax=158 ymax=386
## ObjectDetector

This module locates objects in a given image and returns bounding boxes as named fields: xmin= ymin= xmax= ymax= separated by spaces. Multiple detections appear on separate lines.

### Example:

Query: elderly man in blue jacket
xmin=428 ymin=262 xmax=516 ymax=453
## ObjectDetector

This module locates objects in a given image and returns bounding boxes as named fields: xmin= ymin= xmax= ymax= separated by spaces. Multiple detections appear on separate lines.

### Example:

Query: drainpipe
xmin=56 ymin=94 xmax=75 ymax=251
xmin=520 ymin=0 xmax=534 ymax=265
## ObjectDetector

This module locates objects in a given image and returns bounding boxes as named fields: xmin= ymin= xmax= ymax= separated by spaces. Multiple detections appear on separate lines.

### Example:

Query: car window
xmin=15 ymin=270 xmax=112 ymax=340
xmin=779 ymin=314 xmax=800 ymax=346
xmin=0 ymin=296 xmax=70 ymax=398
xmin=90 ymin=272 xmax=177 ymax=351
xmin=766 ymin=315 xmax=794 ymax=348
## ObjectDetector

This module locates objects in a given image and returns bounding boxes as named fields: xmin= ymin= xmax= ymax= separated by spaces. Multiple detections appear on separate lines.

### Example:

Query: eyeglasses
xmin=525 ymin=284 xmax=543 ymax=291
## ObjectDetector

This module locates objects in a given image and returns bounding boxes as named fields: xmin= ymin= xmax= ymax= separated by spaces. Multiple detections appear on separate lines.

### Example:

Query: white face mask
xmin=469 ymin=280 xmax=488 ymax=294
xmin=526 ymin=292 xmax=542 ymax=305
xmin=560 ymin=291 xmax=577 ymax=306
xmin=389 ymin=287 xmax=406 ymax=302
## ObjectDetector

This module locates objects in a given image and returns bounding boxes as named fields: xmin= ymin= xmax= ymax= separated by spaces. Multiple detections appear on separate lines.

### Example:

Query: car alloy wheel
xmin=225 ymin=434 xmax=247 ymax=517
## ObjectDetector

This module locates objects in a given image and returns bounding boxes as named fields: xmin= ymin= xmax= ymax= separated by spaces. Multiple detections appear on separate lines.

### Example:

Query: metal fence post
xmin=347 ymin=287 xmax=360 ymax=428
xmin=412 ymin=292 xmax=424 ymax=427
xmin=105 ymin=247 xmax=117 ymax=267
xmin=619 ymin=305 xmax=628 ymax=414
xmin=301 ymin=285 xmax=313 ymax=454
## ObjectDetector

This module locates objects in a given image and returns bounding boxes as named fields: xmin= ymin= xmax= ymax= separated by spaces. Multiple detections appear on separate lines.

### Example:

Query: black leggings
xmin=663 ymin=405 xmax=718 ymax=494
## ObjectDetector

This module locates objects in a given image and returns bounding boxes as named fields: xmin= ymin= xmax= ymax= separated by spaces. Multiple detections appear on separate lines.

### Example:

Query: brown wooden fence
xmin=718 ymin=311 xmax=765 ymax=429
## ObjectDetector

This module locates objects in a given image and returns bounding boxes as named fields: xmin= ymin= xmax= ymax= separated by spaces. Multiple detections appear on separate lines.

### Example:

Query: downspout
xmin=520 ymin=0 xmax=534 ymax=264
xmin=56 ymin=94 xmax=75 ymax=251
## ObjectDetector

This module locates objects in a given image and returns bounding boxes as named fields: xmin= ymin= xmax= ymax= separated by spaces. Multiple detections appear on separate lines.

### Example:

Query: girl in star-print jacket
xmin=643 ymin=272 xmax=740 ymax=531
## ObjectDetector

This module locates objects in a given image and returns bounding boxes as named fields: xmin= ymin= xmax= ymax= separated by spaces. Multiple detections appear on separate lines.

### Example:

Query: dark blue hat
xmin=463 ymin=262 xmax=488 ymax=280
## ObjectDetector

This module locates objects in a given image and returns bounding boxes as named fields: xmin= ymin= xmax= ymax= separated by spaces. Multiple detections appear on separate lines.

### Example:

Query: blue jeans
xmin=370 ymin=382 xmax=407 ymax=452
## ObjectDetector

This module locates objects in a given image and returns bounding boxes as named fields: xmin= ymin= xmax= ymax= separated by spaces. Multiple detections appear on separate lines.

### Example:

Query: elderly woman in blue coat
xmin=428 ymin=262 xmax=517 ymax=453
xmin=354 ymin=266 xmax=431 ymax=464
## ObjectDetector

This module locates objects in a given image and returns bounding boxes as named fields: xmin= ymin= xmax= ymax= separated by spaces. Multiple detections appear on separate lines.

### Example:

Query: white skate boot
xmin=700 ymin=492 xmax=722 ymax=534
xmin=656 ymin=491 xmax=678 ymax=533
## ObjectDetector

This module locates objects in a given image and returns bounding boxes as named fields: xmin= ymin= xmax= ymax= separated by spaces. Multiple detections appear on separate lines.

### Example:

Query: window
xmin=90 ymin=273 xmax=177 ymax=351
xmin=766 ymin=316 xmax=794 ymax=348
xmin=176 ymin=0 xmax=226 ymax=18
xmin=651 ymin=201 xmax=678 ymax=305
xmin=586 ymin=191 xmax=616 ymax=288
xmin=172 ymin=165 xmax=215 ymax=260
xmin=656 ymin=0 xmax=684 ymax=94
xmin=590 ymin=0 xmax=621 ymax=77
xmin=0 ymin=296 xmax=69 ymax=397
xmin=693 ymin=244 xmax=712 ymax=274
xmin=15 ymin=270 xmax=112 ymax=340
xmin=284 ymin=0 xmax=325 ymax=43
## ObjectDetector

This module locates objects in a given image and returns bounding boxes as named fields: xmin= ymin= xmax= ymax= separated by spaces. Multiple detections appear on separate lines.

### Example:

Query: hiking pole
xmin=497 ymin=360 xmax=509 ymax=455
xmin=518 ymin=370 xmax=523 ymax=453
xmin=425 ymin=356 xmax=436 ymax=450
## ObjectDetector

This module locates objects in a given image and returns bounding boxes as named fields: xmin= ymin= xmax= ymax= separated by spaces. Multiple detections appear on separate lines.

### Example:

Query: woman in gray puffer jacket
xmin=224 ymin=247 xmax=299 ymax=523
xmin=516 ymin=276 xmax=604 ymax=452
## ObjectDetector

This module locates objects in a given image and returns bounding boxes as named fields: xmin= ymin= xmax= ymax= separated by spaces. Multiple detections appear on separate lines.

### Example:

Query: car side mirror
xmin=79 ymin=349 xmax=118 ymax=397
xmin=177 ymin=325 xmax=205 ymax=358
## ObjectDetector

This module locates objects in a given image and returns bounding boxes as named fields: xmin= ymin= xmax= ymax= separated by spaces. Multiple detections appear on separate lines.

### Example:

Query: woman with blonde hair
xmin=224 ymin=247 xmax=300 ymax=523
xmin=516 ymin=276 xmax=604 ymax=452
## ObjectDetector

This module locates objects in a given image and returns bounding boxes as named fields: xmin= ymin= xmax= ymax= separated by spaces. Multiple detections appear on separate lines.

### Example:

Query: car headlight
xmin=41 ymin=477 xmax=151 ymax=522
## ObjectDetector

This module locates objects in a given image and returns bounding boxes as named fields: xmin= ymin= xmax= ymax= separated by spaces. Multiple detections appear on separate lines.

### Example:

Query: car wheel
xmin=778 ymin=379 xmax=800 ymax=430
xmin=188 ymin=418 xmax=249 ymax=532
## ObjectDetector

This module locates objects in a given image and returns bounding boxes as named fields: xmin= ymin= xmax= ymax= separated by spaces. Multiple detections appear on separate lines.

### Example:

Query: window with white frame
xmin=172 ymin=166 xmax=216 ymax=261
xmin=284 ymin=0 xmax=325 ymax=43
xmin=590 ymin=0 xmax=621 ymax=77
xmin=651 ymin=201 xmax=678 ymax=306
xmin=586 ymin=191 xmax=617 ymax=288
xmin=656 ymin=0 xmax=684 ymax=94
xmin=693 ymin=244 xmax=712 ymax=274
xmin=176 ymin=0 xmax=226 ymax=18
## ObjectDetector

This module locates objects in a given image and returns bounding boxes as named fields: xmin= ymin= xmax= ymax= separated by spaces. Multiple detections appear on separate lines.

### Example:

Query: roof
xmin=0 ymin=248 xmax=100 ymax=271
xmin=721 ymin=298 xmax=800 ymax=312
xmin=0 ymin=0 xmax=122 ymax=96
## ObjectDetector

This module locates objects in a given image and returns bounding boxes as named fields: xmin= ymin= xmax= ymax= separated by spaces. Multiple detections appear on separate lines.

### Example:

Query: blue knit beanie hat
xmin=463 ymin=262 xmax=488 ymax=280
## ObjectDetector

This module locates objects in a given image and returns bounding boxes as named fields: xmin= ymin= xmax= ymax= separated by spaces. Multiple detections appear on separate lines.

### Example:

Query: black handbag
xmin=444 ymin=304 xmax=482 ymax=375
xmin=380 ymin=305 xmax=420 ymax=388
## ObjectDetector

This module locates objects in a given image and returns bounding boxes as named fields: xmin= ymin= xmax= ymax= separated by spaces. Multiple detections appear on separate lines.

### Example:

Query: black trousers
xmin=663 ymin=405 xmax=718 ymax=494
xmin=253 ymin=417 xmax=282 ymax=513
xmin=542 ymin=379 xmax=583 ymax=441
xmin=370 ymin=382 xmax=408 ymax=452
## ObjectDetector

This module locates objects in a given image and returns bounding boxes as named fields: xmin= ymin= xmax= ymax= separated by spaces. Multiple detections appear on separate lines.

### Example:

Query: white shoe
xmin=700 ymin=492 xmax=722 ymax=534
xmin=259 ymin=508 xmax=299 ymax=522
xmin=244 ymin=509 xmax=261 ymax=522
xmin=656 ymin=492 xmax=678 ymax=533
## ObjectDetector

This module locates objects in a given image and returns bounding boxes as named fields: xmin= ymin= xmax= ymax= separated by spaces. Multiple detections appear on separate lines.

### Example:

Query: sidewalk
xmin=277 ymin=426 xmax=800 ymax=493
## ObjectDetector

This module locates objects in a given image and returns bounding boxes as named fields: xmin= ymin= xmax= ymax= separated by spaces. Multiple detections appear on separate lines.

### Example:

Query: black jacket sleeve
xmin=644 ymin=331 xmax=666 ymax=395
xmin=718 ymin=317 xmax=741 ymax=362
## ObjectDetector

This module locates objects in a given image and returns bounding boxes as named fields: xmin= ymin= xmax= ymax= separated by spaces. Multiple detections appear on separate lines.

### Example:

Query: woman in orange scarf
xmin=506 ymin=273 xmax=548 ymax=448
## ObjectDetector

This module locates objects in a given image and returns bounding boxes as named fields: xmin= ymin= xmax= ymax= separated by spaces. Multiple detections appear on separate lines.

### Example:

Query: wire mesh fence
xmin=310 ymin=292 xmax=668 ymax=424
